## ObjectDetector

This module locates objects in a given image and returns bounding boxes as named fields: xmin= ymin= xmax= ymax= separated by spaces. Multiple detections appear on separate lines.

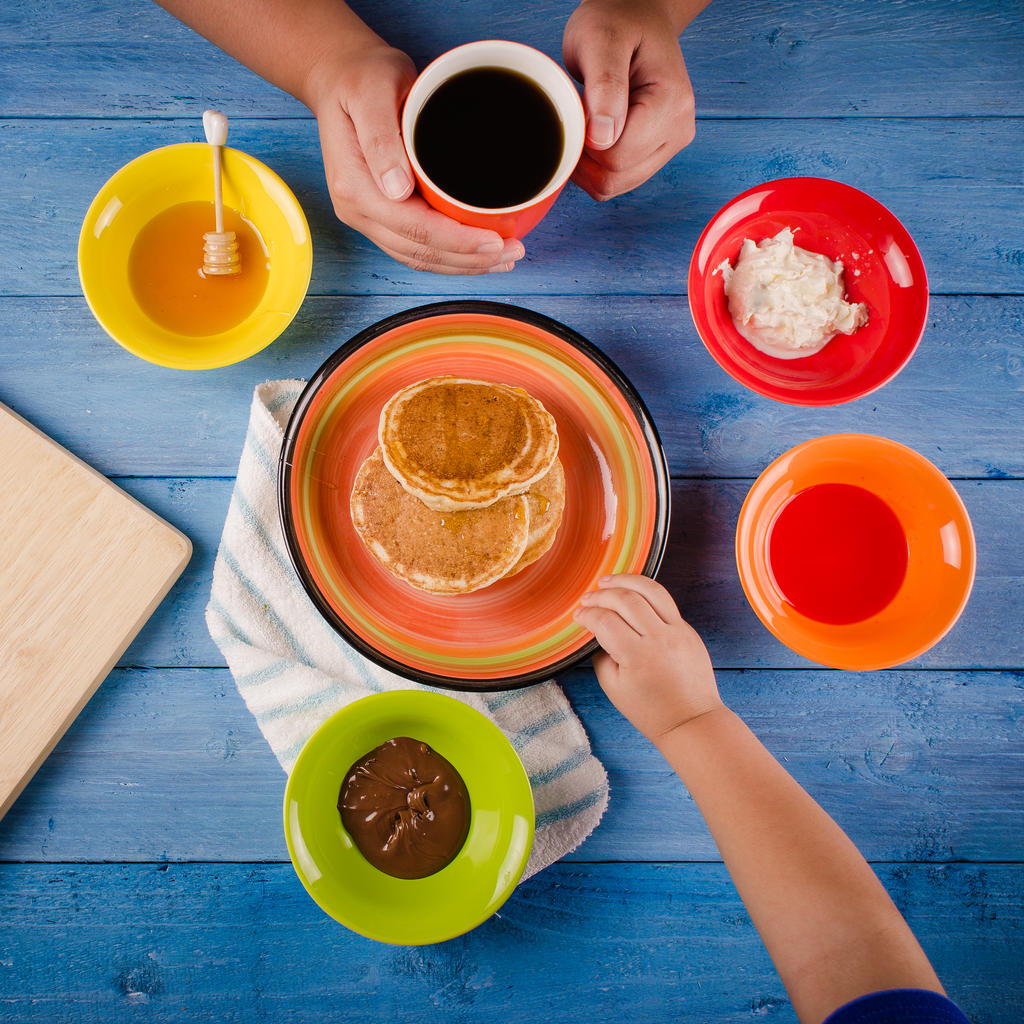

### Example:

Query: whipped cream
xmin=718 ymin=227 xmax=868 ymax=360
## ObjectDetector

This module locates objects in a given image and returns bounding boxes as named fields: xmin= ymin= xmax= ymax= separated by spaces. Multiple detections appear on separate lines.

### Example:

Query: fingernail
xmin=381 ymin=166 xmax=411 ymax=200
xmin=476 ymin=239 xmax=503 ymax=254
xmin=487 ymin=262 xmax=515 ymax=273
xmin=588 ymin=115 xmax=616 ymax=147
xmin=502 ymin=242 xmax=526 ymax=263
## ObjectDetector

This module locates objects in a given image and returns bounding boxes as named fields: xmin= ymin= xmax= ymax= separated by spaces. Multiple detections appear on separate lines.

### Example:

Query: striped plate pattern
xmin=279 ymin=302 xmax=670 ymax=688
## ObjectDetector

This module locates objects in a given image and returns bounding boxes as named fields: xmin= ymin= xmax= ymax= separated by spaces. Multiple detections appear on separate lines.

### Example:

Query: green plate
xmin=283 ymin=690 xmax=535 ymax=945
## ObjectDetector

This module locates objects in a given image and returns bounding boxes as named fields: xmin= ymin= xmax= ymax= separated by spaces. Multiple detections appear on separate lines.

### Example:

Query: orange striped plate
xmin=279 ymin=302 xmax=670 ymax=689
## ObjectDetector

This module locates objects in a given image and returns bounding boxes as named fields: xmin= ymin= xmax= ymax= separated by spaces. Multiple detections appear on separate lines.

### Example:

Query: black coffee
xmin=413 ymin=66 xmax=564 ymax=209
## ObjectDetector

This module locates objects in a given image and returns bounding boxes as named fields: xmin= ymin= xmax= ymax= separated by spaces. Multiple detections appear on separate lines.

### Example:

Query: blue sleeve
xmin=822 ymin=989 xmax=971 ymax=1024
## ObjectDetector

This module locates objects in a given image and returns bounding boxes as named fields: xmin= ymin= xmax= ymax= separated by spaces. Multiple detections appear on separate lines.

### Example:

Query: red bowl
xmin=688 ymin=177 xmax=928 ymax=406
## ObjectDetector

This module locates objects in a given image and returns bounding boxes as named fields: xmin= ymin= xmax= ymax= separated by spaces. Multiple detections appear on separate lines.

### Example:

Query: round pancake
xmin=351 ymin=448 xmax=531 ymax=595
xmin=507 ymin=457 xmax=566 ymax=576
xmin=379 ymin=376 xmax=559 ymax=512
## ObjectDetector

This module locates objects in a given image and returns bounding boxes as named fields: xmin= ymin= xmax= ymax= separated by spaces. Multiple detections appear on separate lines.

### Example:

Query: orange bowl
xmin=736 ymin=434 xmax=975 ymax=670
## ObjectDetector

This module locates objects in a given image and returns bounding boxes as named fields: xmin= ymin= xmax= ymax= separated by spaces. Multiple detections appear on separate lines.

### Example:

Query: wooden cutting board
xmin=0 ymin=403 xmax=192 ymax=819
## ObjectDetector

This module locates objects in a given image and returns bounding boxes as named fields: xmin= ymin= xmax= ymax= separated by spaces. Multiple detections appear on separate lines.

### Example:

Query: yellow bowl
xmin=78 ymin=143 xmax=312 ymax=370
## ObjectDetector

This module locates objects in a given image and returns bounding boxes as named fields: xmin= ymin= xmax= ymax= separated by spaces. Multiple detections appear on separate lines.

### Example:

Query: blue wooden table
xmin=1 ymin=1 xmax=1022 ymax=1020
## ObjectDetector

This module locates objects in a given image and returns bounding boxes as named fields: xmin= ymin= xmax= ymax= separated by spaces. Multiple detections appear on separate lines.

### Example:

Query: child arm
xmin=574 ymin=574 xmax=944 ymax=1024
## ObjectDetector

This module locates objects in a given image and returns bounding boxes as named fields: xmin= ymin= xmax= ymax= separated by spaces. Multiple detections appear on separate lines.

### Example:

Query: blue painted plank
xmin=0 ymin=667 xmax=1020 ymax=864
xmin=0 ymin=2 xmax=1017 ymax=1019
xmin=1 ymin=1 xmax=1021 ymax=118
xmin=46 ymin=474 xmax=1017 ymax=672
xmin=0 ymin=862 xmax=1019 ymax=1024
xmin=0 ymin=471 xmax=1003 ymax=675
xmin=659 ymin=477 xmax=1023 ymax=672
xmin=2 ymin=119 xmax=1022 ymax=296
xmin=0 ymin=296 xmax=1021 ymax=480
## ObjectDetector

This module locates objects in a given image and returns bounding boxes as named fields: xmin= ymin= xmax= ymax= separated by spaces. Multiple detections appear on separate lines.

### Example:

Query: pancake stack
xmin=351 ymin=376 xmax=565 ymax=594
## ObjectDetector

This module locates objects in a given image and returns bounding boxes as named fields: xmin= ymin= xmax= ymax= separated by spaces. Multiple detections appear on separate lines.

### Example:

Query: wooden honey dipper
xmin=202 ymin=109 xmax=241 ymax=276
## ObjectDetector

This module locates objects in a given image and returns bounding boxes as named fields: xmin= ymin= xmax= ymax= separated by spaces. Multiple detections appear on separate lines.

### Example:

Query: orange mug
xmin=401 ymin=40 xmax=586 ymax=239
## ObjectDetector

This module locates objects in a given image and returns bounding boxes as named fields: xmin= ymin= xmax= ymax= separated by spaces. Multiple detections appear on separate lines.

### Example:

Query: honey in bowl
xmin=128 ymin=200 xmax=269 ymax=336
xmin=766 ymin=482 xmax=909 ymax=625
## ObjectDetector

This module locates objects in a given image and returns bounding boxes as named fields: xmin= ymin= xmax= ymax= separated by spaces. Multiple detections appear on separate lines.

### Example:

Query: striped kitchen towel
xmin=205 ymin=379 xmax=608 ymax=880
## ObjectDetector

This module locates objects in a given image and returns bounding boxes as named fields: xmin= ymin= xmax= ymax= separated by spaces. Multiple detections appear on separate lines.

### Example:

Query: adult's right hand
xmin=309 ymin=45 xmax=525 ymax=274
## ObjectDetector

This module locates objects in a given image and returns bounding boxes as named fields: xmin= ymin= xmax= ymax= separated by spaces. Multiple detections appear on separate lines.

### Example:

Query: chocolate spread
xmin=338 ymin=736 xmax=471 ymax=879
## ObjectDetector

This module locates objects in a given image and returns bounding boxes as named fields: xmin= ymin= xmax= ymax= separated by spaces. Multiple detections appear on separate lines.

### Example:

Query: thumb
xmin=572 ymin=28 xmax=633 ymax=150
xmin=591 ymin=649 xmax=620 ymax=689
xmin=346 ymin=74 xmax=416 ymax=201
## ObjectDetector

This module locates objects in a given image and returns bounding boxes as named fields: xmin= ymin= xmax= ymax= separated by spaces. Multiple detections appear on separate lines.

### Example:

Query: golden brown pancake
xmin=350 ymin=448 xmax=531 ymax=594
xmin=507 ymin=457 xmax=566 ymax=576
xmin=378 ymin=376 xmax=559 ymax=512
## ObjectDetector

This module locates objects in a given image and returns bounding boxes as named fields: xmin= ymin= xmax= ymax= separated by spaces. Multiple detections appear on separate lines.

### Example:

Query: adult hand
xmin=309 ymin=44 xmax=525 ymax=274
xmin=562 ymin=0 xmax=699 ymax=200
xmin=573 ymin=574 xmax=722 ymax=741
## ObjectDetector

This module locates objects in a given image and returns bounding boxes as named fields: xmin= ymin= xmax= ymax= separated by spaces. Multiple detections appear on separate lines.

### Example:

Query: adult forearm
xmin=656 ymin=707 xmax=942 ymax=1024
xmin=154 ymin=0 xmax=384 ymax=109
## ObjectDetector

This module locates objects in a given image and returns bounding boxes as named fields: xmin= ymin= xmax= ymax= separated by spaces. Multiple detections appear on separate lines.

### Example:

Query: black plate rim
xmin=278 ymin=299 xmax=671 ymax=691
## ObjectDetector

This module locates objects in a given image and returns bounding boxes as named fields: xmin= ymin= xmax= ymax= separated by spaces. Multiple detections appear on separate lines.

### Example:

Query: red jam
xmin=766 ymin=482 xmax=908 ymax=625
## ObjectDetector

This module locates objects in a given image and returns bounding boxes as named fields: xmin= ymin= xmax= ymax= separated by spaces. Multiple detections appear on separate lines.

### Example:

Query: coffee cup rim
xmin=401 ymin=39 xmax=586 ymax=216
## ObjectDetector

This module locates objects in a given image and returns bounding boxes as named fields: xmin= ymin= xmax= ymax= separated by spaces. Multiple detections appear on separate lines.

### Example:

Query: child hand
xmin=561 ymin=0 xmax=697 ymax=201
xmin=574 ymin=574 xmax=722 ymax=742
xmin=308 ymin=44 xmax=525 ymax=274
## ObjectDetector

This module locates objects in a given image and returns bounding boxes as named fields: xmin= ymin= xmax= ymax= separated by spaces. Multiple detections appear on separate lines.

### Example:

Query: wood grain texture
xmin=0 ymin=296 xmax=1021 ymax=480
xmin=1 ymin=0 xmax=1021 ymax=118
xmin=27 ymin=461 xmax=1019 ymax=678
xmin=0 ymin=406 xmax=191 ymax=819
xmin=14 ymin=474 xmax=1006 ymax=673
xmin=3 ymin=119 xmax=1022 ymax=297
xmin=0 ymin=1 xmax=1020 ymax=1020
xmin=0 ymin=667 xmax=1020 ymax=865
xmin=0 ymin=862 xmax=1020 ymax=1024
